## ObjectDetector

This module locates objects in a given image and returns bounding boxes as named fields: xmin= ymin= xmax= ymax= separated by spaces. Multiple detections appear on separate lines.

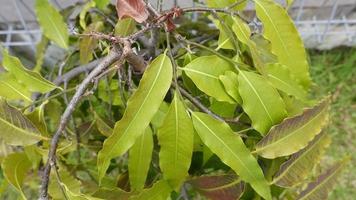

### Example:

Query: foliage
xmin=0 ymin=0 xmax=349 ymax=199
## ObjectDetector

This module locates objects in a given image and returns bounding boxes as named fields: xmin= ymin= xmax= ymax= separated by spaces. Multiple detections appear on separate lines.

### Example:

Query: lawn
xmin=309 ymin=47 xmax=356 ymax=199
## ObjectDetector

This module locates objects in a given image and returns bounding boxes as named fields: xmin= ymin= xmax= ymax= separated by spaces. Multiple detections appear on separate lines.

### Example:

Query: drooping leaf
xmin=129 ymin=127 xmax=153 ymax=191
xmin=33 ymin=36 xmax=48 ymax=73
xmin=211 ymin=16 xmax=235 ymax=50
xmin=188 ymin=174 xmax=245 ymax=200
xmin=26 ymin=103 xmax=48 ymax=135
xmin=183 ymin=55 xmax=235 ymax=103
xmin=115 ymin=18 xmax=136 ymax=37
xmin=0 ymin=98 xmax=46 ymax=146
xmin=116 ymin=0 xmax=149 ymax=23
xmin=273 ymin=132 xmax=331 ymax=187
xmin=35 ymin=0 xmax=69 ymax=49
xmin=95 ymin=113 xmax=113 ymax=137
xmin=255 ymin=98 xmax=329 ymax=159
xmin=80 ymin=22 xmax=104 ymax=64
xmin=0 ymin=73 xmax=32 ymax=103
xmin=2 ymin=49 xmax=59 ymax=93
xmin=94 ymin=0 xmax=111 ymax=9
xmin=191 ymin=112 xmax=272 ymax=200
xmin=237 ymin=70 xmax=287 ymax=134
xmin=130 ymin=180 xmax=172 ymax=200
xmin=97 ymin=53 xmax=172 ymax=183
xmin=1 ymin=152 xmax=32 ymax=200
xmin=48 ymin=168 xmax=82 ymax=199
xmin=219 ymin=71 xmax=242 ymax=104
xmin=255 ymin=0 xmax=311 ymax=89
xmin=150 ymin=102 xmax=170 ymax=128
xmin=79 ymin=1 xmax=96 ymax=29
xmin=297 ymin=157 xmax=350 ymax=200
xmin=157 ymin=93 xmax=194 ymax=190
xmin=265 ymin=63 xmax=307 ymax=101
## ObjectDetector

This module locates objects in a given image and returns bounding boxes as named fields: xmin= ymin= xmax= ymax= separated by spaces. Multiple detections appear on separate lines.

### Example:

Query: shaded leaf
xmin=255 ymin=98 xmax=329 ymax=159
xmin=130 ymin=180 xmax=172 ymax=200
xmin=116 ymin=0 xmax=149 ymax=23
xmin=219 ymin=71 xmax=242 ymax=104
xmin=115 ymin=18 xmax=136 ymax=37
xmin=48 ymin=168 xmax=81 ymax=199
xmin=97 ymin=53 xmax=172 ymax=182
xmin=129 ymin=127 xmax=153 ymax=191
xmin=255 ymin=0 xmax=311 ymax=89
xmin=183 ymin=55 xmax=235 ymax=103
xmin=297 ymin=157 xmax=350 ymax=200
xmin=2 ymin=49 xmax=59 ymax=93
xmin=188 ymin=174 xmax=245 ymax=200
xmin=93 ymin=187 xmax=131 ymax=199
xmin=80 ymin=22 xmax=104 ymax=64
xmin=79 ymin=1 xmax=95 ymax=29
xmin=95 ymin=113 xmax=113 ymax=137
xmin=238 ymin=70 xmax=287 ymax=134
xmin=192 ymin=112 xmax=271 ymax=200
xmin=0 ymin=73 xmax=32 ymax=103
xmin=266 ymin=63 xmax=307 ymax=101
xmin=273 ymin=132 xmax=331 ymax=187
xmin=157 ymin=93 xmax=194 ymax=190
xmin=1 ymin=152 xmax=32 ymax=200
xmin=35 ymin=0 xmax=69 ymax=49
xmin=0 ymin=98 xmax=46 ymax=146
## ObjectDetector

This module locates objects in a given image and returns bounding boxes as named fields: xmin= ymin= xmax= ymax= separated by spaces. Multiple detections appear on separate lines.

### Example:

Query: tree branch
xmin=39 ymin=48 xmax=122 ymax=200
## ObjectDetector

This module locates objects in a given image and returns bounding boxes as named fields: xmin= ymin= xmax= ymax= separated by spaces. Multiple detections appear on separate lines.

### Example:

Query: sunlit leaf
xmin=297 ymin=157 xmax=350 ymax=200
xmin=94 ymin=0 xmax=111 ymax=9
xmin=266 ymin=63 xmax=307 ymax=101
xmin=188 ymin=174 xmax=245 ymax=200
xmin=206 ymin=0 xmax=247 ymax=10
xmin=219 ymin=71 xmax=242 ymax=104
xmin=183 ymin=55 xmax=235 ymax=103
xmin=97 ymin=53 xmax=172 ymax=183
xmin=238 ymin=70 xmax=287 ymax=134
xmin=273 ymin=132 xmax=331 ymax=187
xmin=255 ymin=98 xmax=329 ymax=158
xmin=48 ymin=168 xmax=81 ymax=199
xmin=157 ymin=93 xmax=194 ymax=190
xmin=0 ymin=73 xmax=32 ymax=103
xmin=129 ymin=127 xmax=153 ymax=191
xmin=130 ymin=180 xmax=172 ymax=200
xmin=192 ymin=112 xmax=272 ymax=200
xmin=255 ymin=0 xmax=311 ymax=89
xmin=0 ymin=98 xmax=46 ymax=146
xmin=33 ymin=36 xmax=48 ymax=73
xmin=2 ymin=49 xmax=59 ymax=93
xmin=35 ymin=0 xmax=69 ymax=49
xmin=1 ymin=152 xmax=32 ymax=200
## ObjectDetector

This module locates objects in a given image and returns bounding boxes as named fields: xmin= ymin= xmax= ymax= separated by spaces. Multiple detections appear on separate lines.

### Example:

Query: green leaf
xmin=95 ymin=113 xmax=113 ymax=137
xmin=130 ymin=180 xmax=172 ymax=200
xmin=97 ymin=53 xmax=172 ymax=183
xmin=79 ymin=1 xmax=95 ymax=29
xmin=1 ymin=152 xmax=32 ymax=200
xmin=287 ymin=0 xmax=294 ymax=9
xmin=182 ymin=55 xmax=235 ymax=103
xmin=35 ymin=0 xmax=69 ymax=49
xmin=265 ymin=63 xmax=307 ymax=101
xmin=254 ymin=98 xmax=329 ymax=158
xmin=0 ymin=98 xmax=46 ymax=146
xmin=219 ymin=71 xmax=242 ymax=104
xmin=48 ymin=168 xmax=81 ymax=199
xmin=150 ymin=102 xmax=170 ymax=128
xmin=80 ymin=22 xmax=104 ymax=64
xmin=129 ymin=127 xmax=153 ymax=191
xmin=238 ymin=70 xmax=287 ymax=134
xmin=255 ymin=0 xmax=311 ymax=89
xmin=94 ymin=0 xmax=111 ymax=9
xmin=33 ymin=36 xmax=48 ymax=73
xmin=115 ymin=18 xmax=136 ymax=37
xmin=188 ymin=174 xmax=245 ymax=200
xmin=297 ymin=157 xmax=350 ymax=200
xmin=206 ymin=0 xmax=247 ymax=10
xmin=212 ymin=16 xmax=235 ymax=50
xmin=0 ymin=73 xmax=32 ymax=103
xmin=157 ymin=93 xmax=194 ymax=190
xmin=272 ymin=132 xmax=331 ymax=187
xmin=2 ymin=49 xmax=59 ymax=93
xmin=191 ymin=112 xmax=271 ymax=200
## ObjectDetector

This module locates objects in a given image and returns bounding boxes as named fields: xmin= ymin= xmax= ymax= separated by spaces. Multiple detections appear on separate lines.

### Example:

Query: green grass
xmin=309 ymin=47 xmax=356 ymax=199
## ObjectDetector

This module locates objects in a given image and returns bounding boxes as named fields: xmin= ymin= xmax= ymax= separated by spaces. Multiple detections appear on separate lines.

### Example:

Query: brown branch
xmin=39 ymin=47 xmax=122 ymax=200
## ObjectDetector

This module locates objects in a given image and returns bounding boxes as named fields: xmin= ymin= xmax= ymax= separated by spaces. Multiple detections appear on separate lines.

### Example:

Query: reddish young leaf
xmin=116 ymin=0 xmax=149 ymax=23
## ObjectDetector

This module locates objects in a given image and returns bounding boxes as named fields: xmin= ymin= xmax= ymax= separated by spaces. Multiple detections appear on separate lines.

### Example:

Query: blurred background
xmin=0 ymin=0 xmax=354 ymax=199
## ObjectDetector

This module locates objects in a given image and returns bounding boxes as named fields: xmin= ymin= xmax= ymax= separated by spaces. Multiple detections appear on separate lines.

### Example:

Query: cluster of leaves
xmin=0 ymin=0 xmax=349 ymax=199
